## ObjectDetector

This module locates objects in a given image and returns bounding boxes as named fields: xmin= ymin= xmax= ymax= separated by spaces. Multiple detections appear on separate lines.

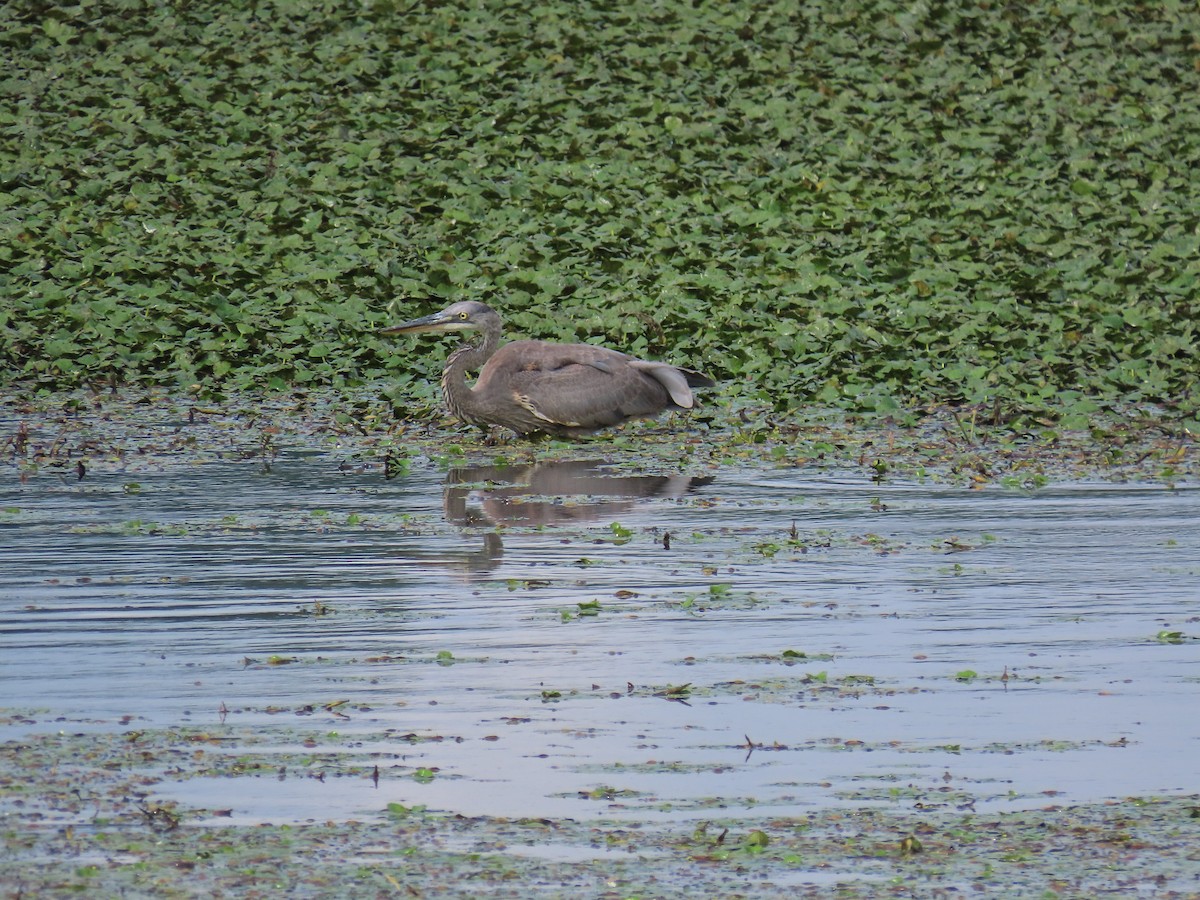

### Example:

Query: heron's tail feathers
xmin=681 ymin=368 xmax=716 ymax=389
xmin=630 ymin=362 xmax=715 ymax=409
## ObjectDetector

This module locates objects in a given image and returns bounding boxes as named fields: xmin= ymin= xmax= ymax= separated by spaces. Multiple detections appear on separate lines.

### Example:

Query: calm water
xmin=2 ymin=452 xmax=1198 ymax=824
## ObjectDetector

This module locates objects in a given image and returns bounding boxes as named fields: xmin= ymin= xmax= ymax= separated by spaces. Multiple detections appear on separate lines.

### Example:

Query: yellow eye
xmin=459 ymin=312 xmax=469 ymax=320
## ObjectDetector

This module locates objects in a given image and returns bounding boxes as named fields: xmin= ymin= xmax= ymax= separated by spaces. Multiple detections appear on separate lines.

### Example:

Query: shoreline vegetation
xmin=3 ymin=387 xmax=1198 ymax=486
xmin=2 ymin=0 xmax=1199 ymax=431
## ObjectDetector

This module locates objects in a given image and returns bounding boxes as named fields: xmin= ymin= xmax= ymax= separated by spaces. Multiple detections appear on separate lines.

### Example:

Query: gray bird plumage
xmin=380 ymin=301 xmax=715 ymax=438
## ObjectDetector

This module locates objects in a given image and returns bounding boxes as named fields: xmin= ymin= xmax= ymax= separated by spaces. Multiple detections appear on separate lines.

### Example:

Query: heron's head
xmin=380 ymin=301 xmax=498 ymax=336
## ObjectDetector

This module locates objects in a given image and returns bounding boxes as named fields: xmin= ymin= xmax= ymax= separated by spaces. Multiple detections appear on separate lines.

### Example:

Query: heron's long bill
xmin=379 ymin=311 xmax=463 ymax=335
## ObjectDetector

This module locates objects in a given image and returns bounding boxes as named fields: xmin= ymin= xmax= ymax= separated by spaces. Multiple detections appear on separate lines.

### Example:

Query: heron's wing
xmin=479 ymin=341 xmax=686 ymax=430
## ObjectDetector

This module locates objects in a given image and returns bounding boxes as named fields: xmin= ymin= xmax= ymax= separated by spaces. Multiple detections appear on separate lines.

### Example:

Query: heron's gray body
xmin=382 ymin=301 xmax=713 ymax=438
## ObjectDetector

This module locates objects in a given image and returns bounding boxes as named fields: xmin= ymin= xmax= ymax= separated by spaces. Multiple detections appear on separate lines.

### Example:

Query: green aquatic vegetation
xmin=1000 ymin=473 xmax=1052 ymax=491
xmin=747 ymin=649 xmax=837 ymax=665
xmin=68 ymin=519 xmax=189 ymax=536
xmin=560 ymin=599 xmax=602 ymax=622
xmin=576 ymin=759 xmax=714 ymax=776
xmin=385 ymin=802 xmax=427 ymax=820
xmin=751 ymin=541 xmax=782 ymax=558
xmin=506 ymin=578 xmax=551 ymax=591
xmin=676 ymin=582 xmax=764 ymax=614
xmin=654 ymin=683 xmax=692 ymax=700
xmin=841 ymin=675 xmax=877 ymax=686
xmin=383 ymin=453 xmax=411 ymax=478
xmin=3 ymin=723 xmax=1199 ymax=897
xmin=578 ymin=785 xmax=643 ymax=801
xmin=432 ymin=447 xmax=468 ymax=466
xmin=4 ymin=0 xmax=1199 ymax=433
xmin=744 ymin=829 xmax=770 ymax=852
xmin=1155 ymin=630 xmax=1186 ymax=644
xmin=840 ymin=781 xmax=980 ymax=807
xmin=607 ymin=522 xmax=634 ymax=543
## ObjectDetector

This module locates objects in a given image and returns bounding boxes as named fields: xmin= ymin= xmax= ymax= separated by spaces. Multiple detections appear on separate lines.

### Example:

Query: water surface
xmin=3 ymin=453 xmax=1197 ymax=825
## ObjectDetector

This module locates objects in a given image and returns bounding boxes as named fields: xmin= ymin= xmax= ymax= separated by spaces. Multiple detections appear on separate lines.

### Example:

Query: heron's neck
xmin=441 ymin=329 xmax=500 ymax=424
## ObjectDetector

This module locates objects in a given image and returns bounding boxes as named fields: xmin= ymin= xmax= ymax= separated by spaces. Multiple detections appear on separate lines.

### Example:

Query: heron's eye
xmin=459 ymin=312 xmax=469 ymax=320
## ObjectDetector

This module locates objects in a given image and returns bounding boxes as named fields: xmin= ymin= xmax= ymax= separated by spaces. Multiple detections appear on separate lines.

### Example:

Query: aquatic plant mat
xmin=5 ymin=0 xmax=1200 ymax=430
xmin=2 ymin=724 xmax=1198 ymax=899
xmin=3 ymin=390 xmax=1199 ymax=897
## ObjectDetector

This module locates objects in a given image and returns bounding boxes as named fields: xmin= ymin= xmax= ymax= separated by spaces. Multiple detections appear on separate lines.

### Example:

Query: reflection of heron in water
xmin=443 ymin=459 xmax=715 ymax=529
xmin=380 ymin=301 xmax=715 ymax=438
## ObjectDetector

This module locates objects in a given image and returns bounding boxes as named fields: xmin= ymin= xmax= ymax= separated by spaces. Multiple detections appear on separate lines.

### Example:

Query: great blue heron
xmin=381 ymin=301 xmax=715 ymax=438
